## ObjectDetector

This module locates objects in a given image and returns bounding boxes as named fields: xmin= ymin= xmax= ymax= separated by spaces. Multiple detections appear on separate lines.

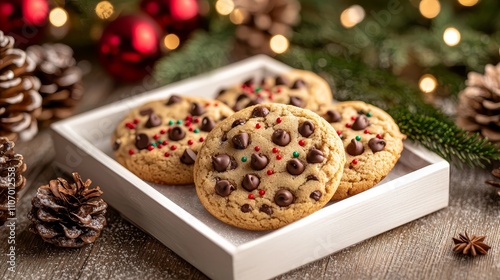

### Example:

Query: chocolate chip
xmin=236 ymin=93 xmax=248 ymax=101
xmin=251 ymin=106 xmax=270 ymax=117
xmin=217 ymin=88 xmax=226 ymax=96
xmin=369 ymin=137 xmax=386 ymax=153
xmin=346 ymin=138 xmax=364 ymax=156
xmin=212 ymin=154 xmax=237 ymax=172
xmin=259 ymin=204 xmax=273 ymax=215
xmin=232 ymin=132 xmax=250 ymax=149
xmin=215 ymin=180 xmax=235 ymax=197
xmin=241 ymin=204 xmax=253 ymax=213
xmin=291 ymin=79 xmax=306 ymax=89
xmin=220 ymin=115 xmax=227 ymax=121
xmin=298 ymin=121 xmax=315 ymax=137
xmin=250 ymin=153 xmax=268 ymax=170
xmin=169 ymin=126 xmax=186 ymax=141
xmin=246 ymin=98 xmax=264 ymax=107
xmin=221 ymin=132 xmax=228 ymax=142
xmin=139 ymin=108 xmax=153 ymax=116
xmin=289 ymin=96 xmax=304 ymax=107
xmin=306 ymin=175 xmax=319 ymax=181
xmin=166 ymin=95 xmax=182 ymax=105
xmin=180 ymin=148 xmax=197 ymax=165
xmin=135 ymin=133 xmax=149 ymax=150
xmin=200 ymin=117 xmax=215 ymax=132
xmin=272 ymin=129 xmax=291 ymax=146
xmin=243 ymin=77 xmax=255 ymax=86
xmin=232 ymin=119 xmax=246 ymax=128
xmin=310 ymin=190 xmax=322 ymax=201
xmin=307 ymin=148 xmax=324 ymax=163
xmin=242 ymin=174 xmax=260 ymax=191
xmin=113 ymin=139 xmax=121 ymax=151
xmin=145 ymin=113 xmax=161 ymax=128
xmin=274 ymin=189 xmax=294 ymax=207
xmin=325 ymin=110 xmax=341 ymax=123
xmin=352 ymin=115 xmax=370 ymax=130
xmin=286 ymin=159 xmax=305 ymax=175
xmin=275 ymin=75 xmax=288 ymax=86
xmin=190 ymin=102 xmax=206 ymax=116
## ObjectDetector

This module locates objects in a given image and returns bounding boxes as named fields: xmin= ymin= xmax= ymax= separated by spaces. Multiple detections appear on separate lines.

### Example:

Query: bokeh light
xmin=340 ymin=5 xmax=366 ymax=28
xmin=458 ymin=0 xmax=479 ymax=7
xmin=443 ymin=27 xmax=461 ymax=46
xmin=419 ymin=0 xmax=441 ymax=19
xmin=230 ymin=8 xmax=245 ymax=24
xmin=49 ymin=7 xmax=68 ymax=27
xmin=164 ymin=34 xmax=180 ymax=50
xmin=95 ymin=1 xmax=114 ymax=20
xmin=270 ymin=35 xmax=289 ymax=54
xmin=215 ymin=0 xmax=234 ymax=16
xmin=419 ymin=74 xmax=438 ymax=93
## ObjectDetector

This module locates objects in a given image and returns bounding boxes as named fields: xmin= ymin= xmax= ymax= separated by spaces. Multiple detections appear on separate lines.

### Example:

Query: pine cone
xmin=456 ymin=63 xmax=500 ymax=143
xmin=232 ymin=0 xmax=300 ymax=58
xmin=27 ymin=43 xmax=84 ymax=124
xmin=29 ymin=172 xmax=107 ymax=248
xmin=0 ymin=31 xmax=42 ymax=141
xmin=0 ymin=137 xmax=27 ymax=225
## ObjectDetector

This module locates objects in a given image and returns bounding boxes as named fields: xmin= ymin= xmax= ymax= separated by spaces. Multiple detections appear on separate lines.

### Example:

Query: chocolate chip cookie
xmin=194 ymin=104 xmax=345 ymax=230
xmin=216 ymin=69 xmax=333 ymax=112
xmin=319 ymin=101 xmax=406 ymax=200
xmin=112 ymin=95 xmax=234 ymax=185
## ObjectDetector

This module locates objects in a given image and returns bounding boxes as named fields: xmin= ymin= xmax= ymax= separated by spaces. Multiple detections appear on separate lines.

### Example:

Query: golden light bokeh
xmin=419 ymin=0 xmax=441 ymax=19
xmin=458 ymin=0 xmax=479 ymax=7
xmin=270 ymin=34 xmax=289 ymax=54
xmin=229 ymin=8 xmax=245 ymax=24
xmin=49 ymin=7 xmax=68 ymax=27
xmin=164 ymin=34 xmax=180 ymax=50
xmin=215 ymin=0 xmax=234 ymax=16
xmin=95 ymin=1 xmax=114 ymax=20
xmin=340 ymin=5 xmax=366 ymax=28
xmin=419 ymin=74 xmax=438 ymax=93
xmin=443 ymin=27 xmax=461 ymax=46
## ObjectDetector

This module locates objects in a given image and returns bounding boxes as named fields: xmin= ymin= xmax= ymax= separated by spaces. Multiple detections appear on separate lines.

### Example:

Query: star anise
xmin=485 ymin=167 xmax=500 ymax=196
xmin=452 ymin=232 xmax=491 ymax=257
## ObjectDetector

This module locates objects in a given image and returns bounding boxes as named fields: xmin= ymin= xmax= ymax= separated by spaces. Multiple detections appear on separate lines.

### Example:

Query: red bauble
xmin=0 ymin=0 xmax=49 ymax=47
xmin=98 ymin=14 xmax=162 ymax=82
xmin=140 ymin=0 xmax=200 ymax=41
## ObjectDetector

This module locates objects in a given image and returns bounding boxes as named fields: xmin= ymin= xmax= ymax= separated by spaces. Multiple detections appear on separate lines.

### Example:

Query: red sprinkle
xmin=276 ymin=117 xmax=282 ymax=123
xmin=168 ymin=127 xmax=172 ymax=132
xmin=188 ymin=139 xmax=194 ymax=145
xmin=268 ymin=94 xmax=273 ymax=100
xmin=170 ymin=145 xmax=177 ymax=151
xmin=125 ymin=123 xmax=135 ymax=129
xmin=276 ymin=87 xmax=282 ymax=93
xmin=147 ymin=145 xmax=154 ymax=151
xmin=160 ymin=129 xmax=166 ymax=134
xmin=185 ymin=121 xmax=192 ymax=127
xmin=162 ymin=140 xmax=168 ymax=145
xmin=272 ymin=147 xmax=279 ymax=153
xmin=199 ymin=137 xmax=205 ymax=142
xmin=157 ymin=144 xmax=163 ymax=149
xmin=276 ymin=154 xmax=282 ymax=160
xmin=299 ymin=139 xmax=305 ymax=146
xmin=214 ymin=102 xmax=219 ymax=107
xmin=194 ymin=118 xmax=200 ymax=123
xmin=254 ymin=146 xmax=261 ymax=152
xmin=133 ymin=118 xmax=140 ymax=124
xmin=376 ymin=134 xmax=383 ymax=139
xmin=267 ymin=170 xmax=274 ymax=175
xmin=364 ymin=129 xmax=370 ymax=134
xmin=351 ymin=116 xmax=357 ymax=121
xmin=255 ymin=123 xmax=261 ymax=129
xmin=345 ymin=123 xmax=352 ymax=128
xmin=164 ymin=152 xmax=170 ymax=157
xmin=259 ymin=189 xmax=265 ymax=196
xmin=256 ymin=93 xmax=262 ymax=98
xmin=128 ymin=149 xmax=135 ymax=155
xmin=153 ymin=134 xmax=159 ymax=140
xmin=352 ymin=159 xmax=358 ymax=164
xmin=205 ymin=102 xmax=210 ymax=107
xmin=336 ymin=130 xmax=342 ymax=135
xmin=248 ymin=193 xmax=255 ymax=199
xmin=189 ymin=127 xmax=194 ymax=132
xmin=185 ymin=115 xmax=193 ymax=121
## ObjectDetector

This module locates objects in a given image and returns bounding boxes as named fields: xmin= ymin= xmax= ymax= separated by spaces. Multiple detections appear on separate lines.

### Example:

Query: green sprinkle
xmin=241 ymin=156 xmax=247 ymax=162
xmin=151 ymin=142 xmax=157 ymax=147
xmin=194 ymin=129 xmax=199 ymax=133
xmin=293 ymin=151 xmax=299 ymax=158
xmin=366 ymin=112 xmax=372 ymax=117
xmin=157 ymin=140 xmax=163 ymax=145
xmin=255 ymin=87 xmax=261 ymax=92
xmin=176 ymin=120 xmax=182 ymax=124
xmin=355 ymin=135 xmax=361 ymax=141
xmin=168 ymin=120 xmax=174 ymax=125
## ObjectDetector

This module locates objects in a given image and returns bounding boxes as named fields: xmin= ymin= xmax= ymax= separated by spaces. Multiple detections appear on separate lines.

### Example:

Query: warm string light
xmin=215 ymin=0 xmax=234 ymax=16
xmin=458 ymin=0 xmax=479 ymax=7
xmin=340 ymin=5 xmax=365 ymax=28
xmin=270 ymin=34 xmax=289 ymax=54
xmin=419 ymin=74 xmax=438 ymax=93
xmin=163 ymin=34 xmax=180 ymax=50
xmin=49 ymin=7 xmax=68 ymax=27
xmin=229 ymin=8 xmax=245 ymax=24
xmin=419 ymin=0 xmax=441 ymax=19
xmin=95 ymin=1 xmax=114 ymax=20
xmin=443 ymin=27 xmax=461 ymax=46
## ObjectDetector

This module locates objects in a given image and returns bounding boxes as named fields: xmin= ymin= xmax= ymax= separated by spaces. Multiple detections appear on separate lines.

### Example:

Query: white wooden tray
xmin=51 ymin=55 xmax=449 ymax=280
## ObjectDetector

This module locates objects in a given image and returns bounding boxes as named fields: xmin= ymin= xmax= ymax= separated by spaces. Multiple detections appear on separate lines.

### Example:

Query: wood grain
xmin=1 ymin=63 xmax=500 ymax=279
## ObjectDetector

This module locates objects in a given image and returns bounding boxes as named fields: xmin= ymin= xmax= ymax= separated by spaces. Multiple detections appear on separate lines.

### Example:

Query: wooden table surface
xmin=2 ymin=64 xmax=500 ymax=280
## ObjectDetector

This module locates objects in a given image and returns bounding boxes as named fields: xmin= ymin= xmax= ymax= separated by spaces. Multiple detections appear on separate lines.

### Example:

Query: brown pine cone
xmin=29 ymin=172 xmax=107 ymax=248
xmin=27 ymin=43 xmax=84 ymax=124
xmin=0 ymin=31 xmax=42 ymax=141
xmin=232 ymin=0 xmax=300 ymax=58
xmin=0 ymin=137 xmax=27 ymax=225
xmin=456 ymin=63 xmax=500 ymax=144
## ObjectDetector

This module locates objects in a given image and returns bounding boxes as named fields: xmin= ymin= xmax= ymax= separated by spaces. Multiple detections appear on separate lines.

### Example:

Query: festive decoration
xmin=0 ymin=0 xmax=49 ymax=47
xmin=231 ymin=0 xmax=300 ymax=58
xmin=98 ymin=14 xmax=161 ymax=82
xmin=0 ymin=137 xmax=27 ymax=226
xmin=452 ymin=232 xmax=491 ymax=257
xmin=0 ymin=31 xmax=42 ymax=141
xmin=140 ymin=0 xmax=201 ymax=43
xmin=28 ymin=172 xmax=107 ymax=248
xmin=456 ymin=63 xmax=500 ymax=144
xmin=27 ymin=43 xmax=84 ymax=124
xmin=485 ymin=167 xmax=500 ymax=197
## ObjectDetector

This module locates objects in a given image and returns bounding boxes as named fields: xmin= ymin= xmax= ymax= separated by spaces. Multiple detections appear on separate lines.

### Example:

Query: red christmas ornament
xmin=0 ymin=0 xmax=49 ymax=47
xmin=98 ymin=14 xmax=161 ymax=82
xmin=140 ymin=0 xmax=200 ymax=41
